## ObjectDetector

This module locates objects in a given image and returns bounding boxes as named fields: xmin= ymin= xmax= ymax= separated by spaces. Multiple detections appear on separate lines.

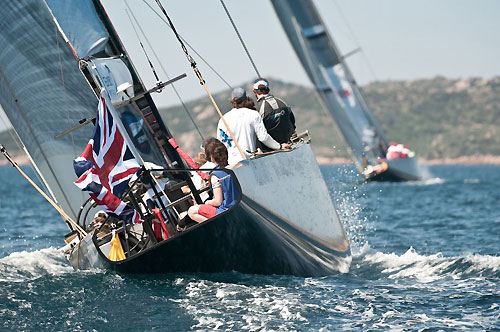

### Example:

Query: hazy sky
xmin=1 ymin=0 xmax=499 ymax=131
xmin=99 ymin=0 xmax=500 ymax=109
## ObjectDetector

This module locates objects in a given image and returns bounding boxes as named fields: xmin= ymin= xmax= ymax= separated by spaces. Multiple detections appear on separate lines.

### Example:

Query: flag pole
xmin=100 ymin=89 xmax=180 ymax=218
xmin=101 ymin=89 xmax=145 ymax=166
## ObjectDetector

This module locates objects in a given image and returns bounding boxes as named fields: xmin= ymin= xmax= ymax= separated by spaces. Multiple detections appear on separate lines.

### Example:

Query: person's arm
xmin=261 ymin=136 xmax=281 ymax=150
xmin=205 ymin=175 xmax=223 ymax=207
xmin=205 ymin=186 xmax=223 ymax=207
xmin=254 ymin=113 xmax=281 ymax=150
xmin=289 ymin=108 xmax=296 ymax=130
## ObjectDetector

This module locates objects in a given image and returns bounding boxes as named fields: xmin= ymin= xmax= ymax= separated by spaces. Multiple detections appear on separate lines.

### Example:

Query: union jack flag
xmin=73 ymin=95 xmax=142 ymax=224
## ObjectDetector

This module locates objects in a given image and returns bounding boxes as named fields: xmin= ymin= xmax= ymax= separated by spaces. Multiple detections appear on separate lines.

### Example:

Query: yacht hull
xmin=68 ymin=145 xmax=351 ymax=276
xmin=71 ymin=198 xmax=349 ymax=276
xmin=370 ymin=156 xmax=421 ymax=182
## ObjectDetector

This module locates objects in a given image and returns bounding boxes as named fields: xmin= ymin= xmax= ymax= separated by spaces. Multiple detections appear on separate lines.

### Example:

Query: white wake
xmin=0 ymin=247 xmax=73 ymax=282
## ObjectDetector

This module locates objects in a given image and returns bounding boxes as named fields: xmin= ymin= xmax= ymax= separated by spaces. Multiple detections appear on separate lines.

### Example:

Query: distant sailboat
xmin=271 ymin=0 xmax=422 ymax=181
xmin=0 ymin=0 xmax=351 ymax=276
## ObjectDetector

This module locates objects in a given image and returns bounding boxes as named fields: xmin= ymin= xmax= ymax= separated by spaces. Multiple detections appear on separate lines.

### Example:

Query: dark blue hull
xmin=369 ymin=156 xmax=422 ymax=182
xmin=99 ymin=197 xmax=350 ymax=277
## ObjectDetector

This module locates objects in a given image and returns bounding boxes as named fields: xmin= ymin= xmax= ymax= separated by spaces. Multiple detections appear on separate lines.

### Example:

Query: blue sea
xmin=0 ymin=164 xmax=498 ymax=331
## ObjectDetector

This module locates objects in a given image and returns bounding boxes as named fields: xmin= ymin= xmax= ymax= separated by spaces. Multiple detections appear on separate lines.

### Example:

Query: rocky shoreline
xmin=315 ymin=154 xmax=500 ymax=165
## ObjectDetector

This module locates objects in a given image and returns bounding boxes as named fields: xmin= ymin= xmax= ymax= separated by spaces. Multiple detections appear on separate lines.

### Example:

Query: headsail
xmin=271 ymin=0 xmax=389 ymax=170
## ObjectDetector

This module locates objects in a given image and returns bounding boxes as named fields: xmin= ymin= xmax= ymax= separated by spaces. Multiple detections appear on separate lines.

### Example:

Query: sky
xmin=1 ymin=0 xmax=499 ymax=131
xmin=99 ymin=0 xmax=500 ymax=109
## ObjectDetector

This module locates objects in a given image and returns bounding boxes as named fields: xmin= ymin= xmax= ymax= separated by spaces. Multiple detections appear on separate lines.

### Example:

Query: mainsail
xmin=270 ymin=0 xmax=389 ymax=171
xmin=0 ymin=1 xmax=98 ymax=221
xmin=0 ymin=0 xmax=190 ymax=222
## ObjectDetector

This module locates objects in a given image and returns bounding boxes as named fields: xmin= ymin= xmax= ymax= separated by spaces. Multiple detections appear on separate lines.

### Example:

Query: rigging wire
xmin=0 ymin=113 xmax=55 ymax=198
xmin=124 ymin=2 xmax=204 ymax=140
xmin=0 ymin=50 xmax=57 ymax=200
xmin=125 ymin=9 xmax=161 ymax=83
xmin=329 ymin=0 xmax=386 ymax=143
xmin=219 ymin=0 xmax=262 ymax=78
xmin=153 ymin=0 xmax=246 ymax=160
xmin=0 ymin=65 xmax=75 ymax=218
xmin=331 ymin=0 xmax=378 ymax=81
xmin=141 ymin=0 xmax=233 ymax=90
xmin=0 ymin=144 xmax=87 ymax=237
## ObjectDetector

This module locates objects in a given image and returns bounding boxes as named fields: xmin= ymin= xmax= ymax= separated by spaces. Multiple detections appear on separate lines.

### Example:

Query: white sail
xmin=0 ymin=0 xmax=164 ymax=221
xmin=271 ymin=0 xmax=389 ymax=169
xmin=0 ymin=1 xmax=99 ymax=220
xmin=45 ymin=0 xmax=109 ymax=58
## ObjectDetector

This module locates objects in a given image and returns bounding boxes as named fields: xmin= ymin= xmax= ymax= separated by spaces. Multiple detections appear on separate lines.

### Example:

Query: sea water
xmin=0 ymin=164 xmax=498 ymax=331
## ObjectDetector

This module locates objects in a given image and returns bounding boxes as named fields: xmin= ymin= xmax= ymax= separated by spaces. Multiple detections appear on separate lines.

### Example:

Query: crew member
xmin=89 ymin=211 xmax=107 ymax=231
xmin=216 ymin=87 xmax=289 ymax=166
xmin=185 ymin=140 xmax=240 ymax=226
xmin=252 ymin=78 xmax=296 ymax=149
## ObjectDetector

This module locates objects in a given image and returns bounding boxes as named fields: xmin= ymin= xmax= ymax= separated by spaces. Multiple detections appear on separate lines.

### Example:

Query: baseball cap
xmin=231 ymin=87 xmax=247 ymax=103
xmin=253 ymin=78 xmax=269 ymax=90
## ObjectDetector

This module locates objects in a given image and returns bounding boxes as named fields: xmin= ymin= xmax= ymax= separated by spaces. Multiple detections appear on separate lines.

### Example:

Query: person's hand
xmin=280 ymin=143 xmax=291 ymax=150
xmin=181 ymin=185 xmax=191 ymax=195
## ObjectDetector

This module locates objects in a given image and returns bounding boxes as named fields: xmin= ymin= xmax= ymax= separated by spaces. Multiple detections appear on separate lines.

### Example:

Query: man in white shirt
xmin=216 ymin=88 xmax=289 ymax=166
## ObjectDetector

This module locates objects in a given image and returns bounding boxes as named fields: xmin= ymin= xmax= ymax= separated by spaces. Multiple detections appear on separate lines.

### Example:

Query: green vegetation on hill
xmin=1 ymin=76 xmax=499 ymax=161
xmin=157 ymin=79 xmax=347 ymax=158
xmin=362 ymin=76 xmax=500 ymax=158
xmin=159 ymin=76 xmax=500 ymax=159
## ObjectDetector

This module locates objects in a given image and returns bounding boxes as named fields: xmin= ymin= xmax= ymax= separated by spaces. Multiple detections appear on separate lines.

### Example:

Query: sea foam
xmin=0 ymin=247 xmax=73 ymax=282
xmin=356 ymin=244 xmax=500 ymax=282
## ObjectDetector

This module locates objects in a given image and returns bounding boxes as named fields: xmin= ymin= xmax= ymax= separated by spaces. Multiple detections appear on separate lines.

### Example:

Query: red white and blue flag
xmin=73 ymin=95 xmax=142 ymax=224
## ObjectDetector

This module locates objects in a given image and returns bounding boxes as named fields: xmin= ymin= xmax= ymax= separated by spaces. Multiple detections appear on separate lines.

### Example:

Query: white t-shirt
xmin=217 ymin=107 xmax=279 ymax=166
xmin=190 ymin=161 xmax=215 ymax=202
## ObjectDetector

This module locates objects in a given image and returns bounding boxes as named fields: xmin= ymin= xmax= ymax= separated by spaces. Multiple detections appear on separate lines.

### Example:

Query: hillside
xmin=158 ymin=79 xmax=347 ymax=159
xmin=1 ymin=76 xmax=499 ymax=164
xmin=159 ymin=76 xmax=500 ymax=160
xmin=362 ymin=76 xmax=500 ymax=159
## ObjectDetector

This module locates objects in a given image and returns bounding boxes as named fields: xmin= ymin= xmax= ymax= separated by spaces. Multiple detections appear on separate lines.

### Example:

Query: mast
xmin=271 ymin=0 xmax=389 ymax=169
xmin=86 ymin=0 xmax=203 ymax=202
xmin=0 ymin=0 xmax=203 ymax=230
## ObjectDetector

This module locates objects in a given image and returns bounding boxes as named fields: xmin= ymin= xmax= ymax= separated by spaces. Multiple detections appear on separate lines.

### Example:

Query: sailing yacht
xmin=271 ymin=0 xmax=422 ymax=181
xmin=0 ymin=0 xmax=350 ymax=276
